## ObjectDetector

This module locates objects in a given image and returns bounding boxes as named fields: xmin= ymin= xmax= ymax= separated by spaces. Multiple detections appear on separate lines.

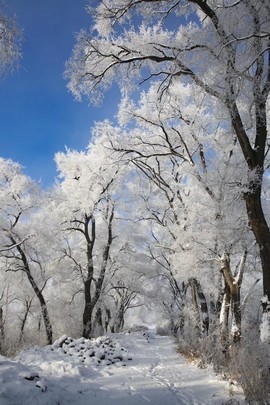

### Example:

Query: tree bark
xmin=245 ymin=191 xmax=270 ymax=301
xmin=220 ymin=280 xmax=230 ymax=348
xmin=19 ymin=298 xmax=33 ymax=344
xmin=189 ymin=278 xmax=209 ymax=336
xmin=220 ymin=250 xmax=246 ymax=344
xmin=0 ymin=307 xmax=4 ymax=353
xmin=82 ymin=205 xmax=114 ymax=339
xmin=230 ymin=96 xmax=270 ymax=305
xmin=82 ymin=214 xmax=95 ymax=339
xmin=82 ymin=278 xmax=94 ymax=339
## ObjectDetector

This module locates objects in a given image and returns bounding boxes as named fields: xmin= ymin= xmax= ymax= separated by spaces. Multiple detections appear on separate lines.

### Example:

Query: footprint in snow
xmin=141 ymin=395 xmax=151 ymax=403
xmin=103 ymin=370 xmax=113 ymax=377
xmin=128 ymin=385 xmax=136 ymax=396
xmin=99 ymin=386 xmax=110 ymax=391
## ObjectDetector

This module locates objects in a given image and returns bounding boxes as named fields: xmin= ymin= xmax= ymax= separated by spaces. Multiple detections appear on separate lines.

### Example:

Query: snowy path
xmin=0 ymin=332 xmax=245 ymax=404
xmin=89 ymin=334 xmax=243 ymax=405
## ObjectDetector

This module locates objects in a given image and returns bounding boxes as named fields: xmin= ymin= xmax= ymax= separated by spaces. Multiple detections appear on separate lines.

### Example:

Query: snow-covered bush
xmin=230 ymin=339 xmax=270 ymax=404
xmin=156 ymin=324 xmax=171 ymax=336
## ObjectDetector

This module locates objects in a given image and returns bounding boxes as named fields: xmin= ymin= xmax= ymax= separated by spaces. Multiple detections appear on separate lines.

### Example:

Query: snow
xmin=261 ymin=295 xmax=269 ymax=304
xmin=0 ymin=331 xmax=245 ymax=404
xmin=260 ymin=313 xmax=270 ymax=343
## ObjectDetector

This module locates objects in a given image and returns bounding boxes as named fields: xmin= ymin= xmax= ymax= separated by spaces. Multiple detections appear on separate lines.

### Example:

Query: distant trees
xmin=75 ymin=81 xmax=253 ymax=344
xmin=0 ymin=140 xmax=153 ymax=348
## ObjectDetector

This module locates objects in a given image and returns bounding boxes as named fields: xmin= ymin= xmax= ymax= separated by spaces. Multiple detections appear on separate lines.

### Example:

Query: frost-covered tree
xmin=53 ymin=132 xmax=127 ymax=338
xmin=0 ymin=9 xmax=21 ymax=75
xmin=84 ymin=82 xmax=253 ymax=344
xmin=0 ymin=158 xmax=53 ymax=345
xmin=66 ymin=1 xmax=270 ymax=326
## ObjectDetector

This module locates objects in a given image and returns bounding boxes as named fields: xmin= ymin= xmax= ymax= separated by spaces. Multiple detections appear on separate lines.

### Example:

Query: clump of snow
xmin=51 ymin=335 xmax=132 ymax=367
xmin=261 ymin=295 xmax=269 ymax=304
xmin=260 ymin=313 xmax=270 ymax=343
xmin=260 ymin=296 xmax=270 ymax=343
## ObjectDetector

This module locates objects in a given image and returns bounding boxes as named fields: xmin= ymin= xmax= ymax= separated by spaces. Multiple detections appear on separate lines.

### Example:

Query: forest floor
xmin=0 ymin=331 xmax=246 ymax=404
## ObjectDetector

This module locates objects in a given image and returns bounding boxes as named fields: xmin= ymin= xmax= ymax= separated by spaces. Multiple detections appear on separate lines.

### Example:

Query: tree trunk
xmin=230 ymin=102 xmax=270 ymax=304
xmin=82 ymin=278 xmax=94 ymax=339
xmin=19 ymin=298 xmax=33 ymax=344
xmin=245 ymin=191 xmax=270 ymax=301
xmin=114 ymin=306 xmax=125 ymax=333
xmin=82 ymin=205 xmax=114 ymax=339
xmin=104 ymin=308 xmax=111 ymax=333
xmin=93 ymin=306 xmax=104 ymax=336
xmin=82 ymin=215 xmax=95 ymax=339
xmin=231 ymin=285 xmax=241 ymax=343
xmin=189 ymin=278 xmax=209 ymax=336
xmin=24 ymin=269 xmax=52 ymax=344
xmin=220 ymin=280 xmax=230 ymax=349
xmin=0 ymin=307 xmax=4 ymax=353
xmin=220 ymin=250 xmax=246 ymax=344
xmin=194 ymin=279 xmax=209 ymax=335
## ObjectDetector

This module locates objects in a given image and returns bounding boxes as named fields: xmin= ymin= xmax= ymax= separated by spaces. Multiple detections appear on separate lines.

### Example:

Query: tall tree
xmin=54 ymin=134 xmax=123 ymax=338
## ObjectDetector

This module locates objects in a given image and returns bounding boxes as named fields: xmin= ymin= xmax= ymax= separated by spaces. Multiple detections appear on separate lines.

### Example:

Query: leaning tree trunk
xmin=12 ymin=239 xmax=53 ymax=345
xmin=19 ymin=298 xmax=33 ymax=344
xmin=24 ymin=267 xmax=52 ymax=345
xmin=220 ymin=250 xmax=246 ymax=344
xmin=29 ymin=282 xmax=52 ymax=345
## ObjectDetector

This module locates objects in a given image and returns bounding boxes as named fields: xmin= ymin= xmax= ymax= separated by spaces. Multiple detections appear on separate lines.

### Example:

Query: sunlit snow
xmin=0 ymin=331 xmax=245 ymax=404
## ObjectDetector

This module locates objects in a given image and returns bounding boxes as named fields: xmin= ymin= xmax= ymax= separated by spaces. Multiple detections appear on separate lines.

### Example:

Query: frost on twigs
xmin=0 ymin=13 xmax=21 ymax=76
xmin=260 ymin=296 xmax=270 ymax=343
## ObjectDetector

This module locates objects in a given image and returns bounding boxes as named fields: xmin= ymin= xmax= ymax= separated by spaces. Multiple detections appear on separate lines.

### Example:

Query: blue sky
xmin=0 ymin=0 xmax=117 ymax=188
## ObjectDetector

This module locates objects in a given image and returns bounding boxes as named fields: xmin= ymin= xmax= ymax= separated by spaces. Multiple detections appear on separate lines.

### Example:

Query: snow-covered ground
xmin=0 ymin=331 xmax=245 ymax=404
